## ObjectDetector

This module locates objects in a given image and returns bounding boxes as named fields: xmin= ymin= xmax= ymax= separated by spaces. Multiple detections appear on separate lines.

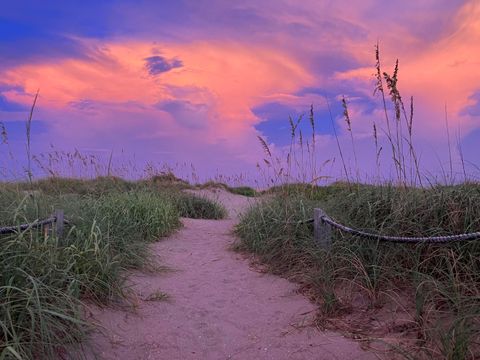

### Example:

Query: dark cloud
xmin=144 ymin=56 xmax=183 ymax=75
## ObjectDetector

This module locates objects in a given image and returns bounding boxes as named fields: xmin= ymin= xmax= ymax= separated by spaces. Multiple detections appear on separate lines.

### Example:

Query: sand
xmin=82 ymin=188 xmax=377 ymax=360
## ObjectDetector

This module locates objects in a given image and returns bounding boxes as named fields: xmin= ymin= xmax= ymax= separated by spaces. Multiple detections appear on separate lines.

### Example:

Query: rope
xmin=320 ymin=216 xmax=480 ymax=243
xmin=0 ymin=216 xmax=57 ymax=235
xmin=299 ymin=218 xmax=314 ymax=225
xmin=274 ymin=218 xmax=314 ymax=225
xmin=282 ymin=212 xmax=480 ymax=243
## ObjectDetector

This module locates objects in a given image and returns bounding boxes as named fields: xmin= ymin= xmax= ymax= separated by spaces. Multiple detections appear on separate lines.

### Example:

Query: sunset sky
xmin=1 ymin=0 xmax=479 ymax=183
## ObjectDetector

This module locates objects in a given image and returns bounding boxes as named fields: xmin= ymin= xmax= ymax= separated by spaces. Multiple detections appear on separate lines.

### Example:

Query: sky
xmin=1 ymin=0 xmax=479 ymax=183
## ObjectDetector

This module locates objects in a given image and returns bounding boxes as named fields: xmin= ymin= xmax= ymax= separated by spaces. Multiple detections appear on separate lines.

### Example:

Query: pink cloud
xmin=2 ymin=0 xmax=480 ymax=182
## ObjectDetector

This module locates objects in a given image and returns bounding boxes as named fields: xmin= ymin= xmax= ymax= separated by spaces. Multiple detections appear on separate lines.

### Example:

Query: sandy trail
xmin=84 ymin=189 xmax=375 ymax=360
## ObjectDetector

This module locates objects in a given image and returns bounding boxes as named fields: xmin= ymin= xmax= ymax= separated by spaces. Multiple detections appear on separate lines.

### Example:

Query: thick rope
xmin=0 ymin=216 xmax=57 ymax=235
xmin=321 ymin=216 xmax=480 ymax=243
xmin=281 ymin=214 xmax=480 ymax=243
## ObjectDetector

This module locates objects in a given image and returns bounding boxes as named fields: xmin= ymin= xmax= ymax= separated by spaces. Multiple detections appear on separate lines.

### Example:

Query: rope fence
xmin=4 ymin=206 xmax=478 ymax=246
xmin=304 ymin=208 xmax=480 ymax=248
xmin=320 ymin=216 xmax=480 ymax=244
xmin=0 ymin=209 xmax=66 ymax=237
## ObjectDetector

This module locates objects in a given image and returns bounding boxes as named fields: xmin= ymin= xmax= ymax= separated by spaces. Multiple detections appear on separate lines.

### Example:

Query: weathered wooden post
xmin=43 ymin=223 xmax=51 ymax=238
xmin=314 ymin=208 xmax=331 ymax=249
xmin=54 ymin=209 xmax=64 ymax=238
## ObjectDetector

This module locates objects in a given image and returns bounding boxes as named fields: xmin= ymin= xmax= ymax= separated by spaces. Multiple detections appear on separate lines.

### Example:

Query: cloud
xmin=0 ymin=39 xmax=313 ymax=178
xmin=144 ymin=55 xmax=183 ymax=75
xmin=0 ymin=94 xmax=28 ymax=112
xmin=0 ymin=19 xmax=92 ymax=68
xmin=461 ymin=91 xmax=480 ymax=117
xmin=253 ymin=102 xmax=303 ymax=146
xmin=156 ymin=100 xmax=208 ymax=129
xmin=2 ymin=0 xmax=480 ymax=181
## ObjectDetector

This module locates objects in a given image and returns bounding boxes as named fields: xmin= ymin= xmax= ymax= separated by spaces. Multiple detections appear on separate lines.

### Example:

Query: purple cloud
xmin=144 ymin=55 xmax=183 ymax=75
xmin=156 ymin=100 xmax=208 ymax=129
xmin=461 ymin=91 xmax=480 ymax=117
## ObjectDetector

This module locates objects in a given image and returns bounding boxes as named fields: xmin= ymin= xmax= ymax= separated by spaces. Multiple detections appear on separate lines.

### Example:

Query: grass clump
xmin=235 ymin=184 xmax=480 ymax=359
xmin=175 ymin=193 xmax=227 ymax=219
xmin=196 ymin=181 xmax=257 ymax=197
xmin=0 ymin=185 xmax=182 ymax=359
xmin=0 ymin=175 xmax=229 ymax=359
xmin=226 ymin=186 xmax=257 ymax=197
xmin=65 ymin=190 xmax=181 ymax=270
xmin=11 ymin=176 xmax=136 ymax=196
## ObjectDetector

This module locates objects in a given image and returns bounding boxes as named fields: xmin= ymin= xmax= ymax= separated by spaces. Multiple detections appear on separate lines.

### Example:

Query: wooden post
xmin=54 ymin=209 xmax=64 ymax=238
xmin=314 ymin=208 xmax=331 ymax=249
xmin=43 ymin=223 xmax=51 ymax=238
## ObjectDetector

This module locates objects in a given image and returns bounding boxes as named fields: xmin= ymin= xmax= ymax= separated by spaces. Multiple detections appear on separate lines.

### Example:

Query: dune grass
xmin=237 ymin=47 xmax=480 ymax=358
xmin=174 ymin=193 xmax=227 ymax=219
xmin=225 ymin=186 xmax=257 ymax=197
xmin=235 ymin=184 xmax=480 ymax=359
xmin=0 ymin=176 xmax=225 ymax=359
xmin=196 ymin=181 xmax=257 ymax=197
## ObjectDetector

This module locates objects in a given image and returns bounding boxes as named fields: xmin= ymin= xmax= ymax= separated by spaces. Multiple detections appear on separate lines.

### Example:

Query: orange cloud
xmin=333 ymin=1 xmax=480 ymax=138
xmin=2 ymin=39 xmax=313 ymax=152
xmin=4 ymin=41 xmax=312 ymax=107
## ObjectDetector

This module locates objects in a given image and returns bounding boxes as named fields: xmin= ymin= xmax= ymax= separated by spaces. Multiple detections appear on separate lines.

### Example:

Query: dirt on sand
xmin=82 ymin=188 xmax=377 ymax=360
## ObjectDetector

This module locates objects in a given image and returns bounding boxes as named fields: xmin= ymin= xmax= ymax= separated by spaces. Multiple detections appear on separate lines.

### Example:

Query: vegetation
xmin=226 ymin=186 xmax=257 ymax=197
xmin=0 ymin=177 xmax=225 ymax=359
xmin=235 ymin=184 xmax=480 ymax=359
xmin=196 ymin=181 xmax=257 ymax=197
xmin=175 ymin=192 xmax=227 ymax=219
xmin=2 ymin=44 xmax=478 ymax=359
xmin=236 ymin=47 xmax=480 ymax=358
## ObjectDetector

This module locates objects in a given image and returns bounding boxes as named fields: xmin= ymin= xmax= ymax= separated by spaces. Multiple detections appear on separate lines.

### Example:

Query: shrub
xmin=175 ymin=193 xmax=227 ymax=219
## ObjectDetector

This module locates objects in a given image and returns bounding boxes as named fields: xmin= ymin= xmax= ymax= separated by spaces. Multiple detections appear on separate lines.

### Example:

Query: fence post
xmin=314 ymin=208 xmax=331 ymax=249
xmin=54 ymin=209 xmax=64 ymax=238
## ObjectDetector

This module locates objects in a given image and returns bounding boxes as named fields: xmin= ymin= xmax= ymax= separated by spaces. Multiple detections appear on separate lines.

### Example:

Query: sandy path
xmin=84 ymin=189 xmax=376 ymax=360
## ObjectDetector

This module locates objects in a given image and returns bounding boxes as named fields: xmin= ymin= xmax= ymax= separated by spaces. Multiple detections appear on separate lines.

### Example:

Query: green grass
xmin=9 ymin=176 xmax=137 ymax=196
xmin=195 ymin=181 xmax=257 ymax=197
xmin=235 ymin=183 xmax=480 ymax=359
xmin=226 ymin=186 xmax=257 ymax=197
xmin=174 ymin=193 xmax=227 ymax=219
xmin=0 ymin=177 xmax=225 ymax=359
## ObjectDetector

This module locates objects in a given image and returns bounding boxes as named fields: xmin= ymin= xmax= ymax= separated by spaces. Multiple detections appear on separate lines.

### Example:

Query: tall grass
xmin=237 ymin=47 xmax=480 ymax=358
xmin=235 ymin=185 xmax=480 ymax=358
xmin=0 ymin=177 xmax=226 ymax=359
xmin=174 ymin=193 xmax=227 ymax=219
